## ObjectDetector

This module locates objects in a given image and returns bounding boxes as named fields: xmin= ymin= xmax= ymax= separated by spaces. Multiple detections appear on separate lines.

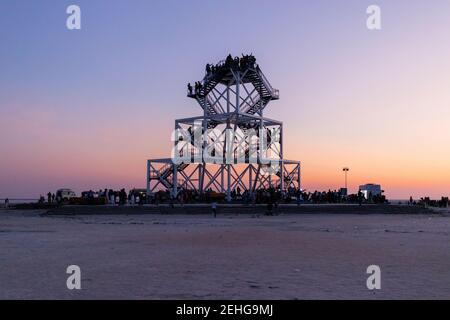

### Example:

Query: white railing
xmin=257 ymin=67 xmax=279 ymax=98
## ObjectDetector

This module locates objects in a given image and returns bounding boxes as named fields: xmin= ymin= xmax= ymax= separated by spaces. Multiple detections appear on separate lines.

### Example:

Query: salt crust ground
xmin=0 ymin=208 xmax=449 ymax=299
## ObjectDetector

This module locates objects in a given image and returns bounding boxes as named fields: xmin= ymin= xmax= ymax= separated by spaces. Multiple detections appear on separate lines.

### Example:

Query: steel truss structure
xmin=147 ymin=55 xmax=301 ymax=201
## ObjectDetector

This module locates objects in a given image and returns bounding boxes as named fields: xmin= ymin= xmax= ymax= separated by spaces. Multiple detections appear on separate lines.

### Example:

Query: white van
xmin=56 ymin=189 xmax=76 ymax=201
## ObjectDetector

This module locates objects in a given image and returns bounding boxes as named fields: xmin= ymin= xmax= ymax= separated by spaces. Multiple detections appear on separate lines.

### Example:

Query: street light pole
xmin=342 ymin=167 xmax=349 ymax=191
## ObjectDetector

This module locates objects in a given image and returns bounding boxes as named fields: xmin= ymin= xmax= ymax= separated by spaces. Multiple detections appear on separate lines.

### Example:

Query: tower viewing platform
xmin=147 ymin=54 xmax=300 ymax=202
xmin=187 ymin=54 xmax=279 ymax=116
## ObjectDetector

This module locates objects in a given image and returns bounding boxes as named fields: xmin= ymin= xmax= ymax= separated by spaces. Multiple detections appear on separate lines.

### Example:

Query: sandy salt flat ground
xmin=0 ymin=209 xmax=449 ymax=299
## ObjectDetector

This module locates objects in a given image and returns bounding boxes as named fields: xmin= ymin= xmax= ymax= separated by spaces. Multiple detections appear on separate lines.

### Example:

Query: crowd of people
xmin=38 ymin=192 xmax=56 ymax=204
xmin=296 ymin=189 xmax=387 ymax=205
xmin=28 ymin=188 xmax=450 ymax=209
xmin=150 ymin=186 xmax=387 ymax=206
xmin=83 ymin=189 xmax=148 ymax=205
xmin=7 ymin=188 xmax=450 ymax=212
xmin=187 ymin=81 xmax=203 ymax=96
xmin=36 ymin=189 xmax=148 ymax=206
xmin=416 ymin=196 xmax=449 ymax=208
xmin=187 ymin=54 xmax=257 ymax=96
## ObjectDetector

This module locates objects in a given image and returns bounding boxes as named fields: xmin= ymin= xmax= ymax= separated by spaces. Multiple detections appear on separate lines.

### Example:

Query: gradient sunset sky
xmin=1 ymin=0 xmax=449 ymax=199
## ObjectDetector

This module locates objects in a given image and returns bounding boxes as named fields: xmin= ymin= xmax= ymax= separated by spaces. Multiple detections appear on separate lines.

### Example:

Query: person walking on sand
xmin=211 ymin=201 xmax=217 ymax=218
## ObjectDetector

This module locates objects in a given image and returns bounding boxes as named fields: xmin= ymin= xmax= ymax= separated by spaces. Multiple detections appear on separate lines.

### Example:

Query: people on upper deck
xmin=225 ymin=54 xmax=233 ymax=67
xmin=189 ymin=54 xmax=257 ymax=96
xmin=194 ymin=81 xmax=203 ymax=95
xmin=240 ymin=54 xmax=256 ymax=69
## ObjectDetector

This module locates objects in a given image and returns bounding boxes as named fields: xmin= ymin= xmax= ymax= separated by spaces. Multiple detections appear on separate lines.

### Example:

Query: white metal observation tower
xmin=147 ymin=54 xmax=300 ymax=202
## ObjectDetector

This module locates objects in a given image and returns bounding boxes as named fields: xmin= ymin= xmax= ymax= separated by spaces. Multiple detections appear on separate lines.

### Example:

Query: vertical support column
xmin=169 ymin=120 xmax=180 ymax=199
xmin=225 ymin=81 xmax=232 ymax=201
xmin=172 ymin=119 xmax=179 ymax=199
xmin=280 ymin=125 xmax=284 ymax=193
xmin=226 ymin=83 xmax=230 ymax=113
xmin=253 ymin=164 xmax=261 ymax=193
xmin=172 ymin=163 xmax=177 ymax=199
xmin=198 ymin=164 xmax=203 ymax=193
xmin=249 ymin=164 xmax=253 ymax=194
xmin=200 ymin=104 xmax=208 ymax=193
xmin=227 ymin=164 xmax=231 ymax=202
xmin=279 ymin=165 xmax=283 ymax=192
xmin=221 ymin=164 xmax=224 ymax=193
xmin=235 ymin=72 xmax=240 ymax=113
xmin=298 ymin=162 xmax=301 ymax=191
xmin=146 ymin=160 xmax=151 ymax=200
xmin=259 ymin=108 xmax=264 ymax=190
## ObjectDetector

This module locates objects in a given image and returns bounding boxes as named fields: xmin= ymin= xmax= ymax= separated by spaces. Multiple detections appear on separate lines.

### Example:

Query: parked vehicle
xmin=56 ymin=189 xmax=76 ymax=202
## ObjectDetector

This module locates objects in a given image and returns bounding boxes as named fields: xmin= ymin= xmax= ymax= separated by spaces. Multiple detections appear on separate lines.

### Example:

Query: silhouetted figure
xmin=358 ymin=190 xmax=364 ymax=206
xmin=195 ymin=82 xmax=203 ymax=95
xmin=205 ymin=63 xmax=211 ymax=74
xmin=211 ymin=201 xmax=217 ymax=218
xmin=368 ymin=191 xmax=373 ymax=203
xmin=233 ymin=56 xmax=239 ymax=69
xmin=47 ymin=192 xmax=52 ymax=204
xmin=409 ymin=196 xmax=413 ymax=205
xmin=187 ymin=83 xmax=193 ymax=95
xmin=297 ymin=192 xmax=302 ymax=206
xmin=108 ymin=189 xmax=114 ymax=205
xmin=225 ymin=54 xmax=233 ymax=67
xmin=250 ymin=55 xmax=256 ymax=67
xmin=4 ymin=198 xmax=9 ymax=209
xmin=52 ymin=193 xmax=55 ymax=203
xmin=194 ymin=82 xmax=199 ymax=94
xmin=119 ymin=188 xmax=127 ymax=205
xmin=56 ymin=193 xmax=62 ymax=204
xmin=101 ymin=188 xmax=107 ymax=203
